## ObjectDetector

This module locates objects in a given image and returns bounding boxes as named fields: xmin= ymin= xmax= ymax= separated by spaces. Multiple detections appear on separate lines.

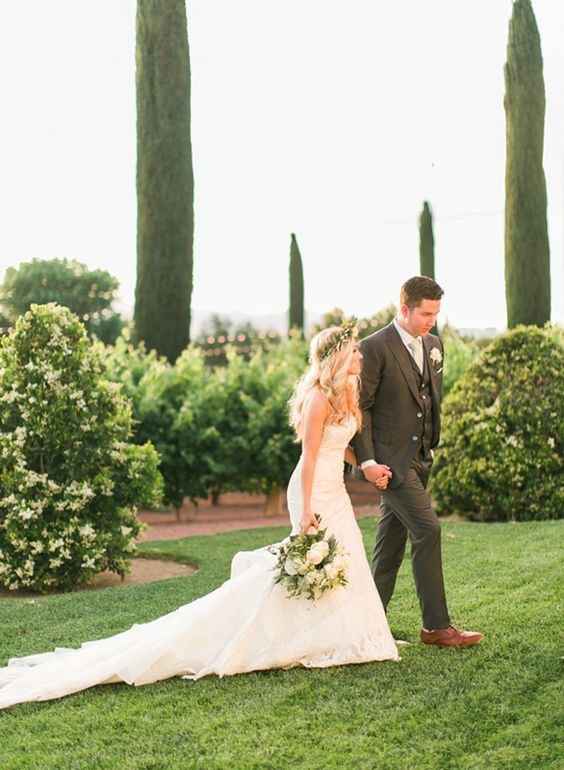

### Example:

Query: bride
xmin=0 ymin=323 xmax=400 ymax=710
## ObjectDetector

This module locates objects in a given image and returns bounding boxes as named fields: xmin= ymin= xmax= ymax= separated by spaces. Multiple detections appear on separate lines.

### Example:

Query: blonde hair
xmin=289 ymin=326 xmax=362 ymax=440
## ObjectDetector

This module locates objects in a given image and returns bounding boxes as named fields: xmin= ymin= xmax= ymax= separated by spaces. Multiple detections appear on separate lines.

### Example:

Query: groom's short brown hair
xmin=400 ymin=276 xmax=444 ymax=309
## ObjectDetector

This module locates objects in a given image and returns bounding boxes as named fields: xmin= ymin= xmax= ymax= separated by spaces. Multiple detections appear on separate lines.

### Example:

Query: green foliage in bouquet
xmin=0 ymin=304 xmax=163 ymax=592
xmin=270 ymin=520 xmax=347 ymax=601
xmin=431 ymin=325 xmax=564 ymax=522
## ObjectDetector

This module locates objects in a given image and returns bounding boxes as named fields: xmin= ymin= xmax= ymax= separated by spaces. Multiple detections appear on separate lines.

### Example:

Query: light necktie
xmin=408 ymin=339 xmax=423 ymax=373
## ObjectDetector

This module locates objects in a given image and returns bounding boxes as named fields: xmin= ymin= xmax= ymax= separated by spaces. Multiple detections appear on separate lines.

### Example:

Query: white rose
xmin=120 ymin=525 xmax=132 ymax=537
xmin=306 ymin=525 xmax=318 ymax=535
xmin=430 ymin=347 xmax=442 ymax=364
xmin=332 ymin=554 xmax=347 ymax=572
xmin=284 ymin=558 xmax=299 ymax=576
xmin=306 ymin=541 xmax=330 ymax=566
xmin=305 ymin=570 xmax=319 ymax=585
xmin=324 ymin=562 xmax=339 ymax=581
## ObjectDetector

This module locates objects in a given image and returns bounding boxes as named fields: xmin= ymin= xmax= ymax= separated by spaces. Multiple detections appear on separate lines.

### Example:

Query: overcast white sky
xmin=0 ymin=1 xmax=562 ymax=331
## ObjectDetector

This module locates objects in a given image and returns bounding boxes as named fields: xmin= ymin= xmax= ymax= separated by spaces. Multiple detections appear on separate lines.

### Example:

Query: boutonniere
xmin=429 ymin=347 xmax=443 ymax=368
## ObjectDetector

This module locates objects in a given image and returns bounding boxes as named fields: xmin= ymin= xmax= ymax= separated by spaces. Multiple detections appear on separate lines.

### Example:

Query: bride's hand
xmin=300 ymin=510 xmax=319 ymax=534
xmin=363 ymin=464 xmax=392 ymax=486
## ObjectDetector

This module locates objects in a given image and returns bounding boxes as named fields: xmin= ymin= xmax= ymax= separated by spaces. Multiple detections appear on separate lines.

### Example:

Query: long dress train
xmin=0 ymin=416 xmax=399 ymax=709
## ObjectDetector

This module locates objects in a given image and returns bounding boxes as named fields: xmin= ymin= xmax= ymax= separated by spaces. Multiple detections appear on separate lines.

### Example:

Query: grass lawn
xmin=1 ymin=518 xmax=562 ymax=770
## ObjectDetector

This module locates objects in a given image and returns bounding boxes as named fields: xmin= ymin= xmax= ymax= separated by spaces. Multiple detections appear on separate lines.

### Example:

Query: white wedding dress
xmin=0 ymin=416 xmax=399 ymax=709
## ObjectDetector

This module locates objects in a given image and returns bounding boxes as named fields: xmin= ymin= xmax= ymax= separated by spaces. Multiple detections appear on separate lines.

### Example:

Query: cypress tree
xmin=134 ymin=0 xmax=194 ymax=362
xmin=419 ymin=201 xmax=438 ymax=335
xmin=504 ymin=0 xmax=550 ymax=327
xmin=419 ymin=201 xmax=435 ymax=279
xmin=289 ymin=233 xmax=305 ymax=336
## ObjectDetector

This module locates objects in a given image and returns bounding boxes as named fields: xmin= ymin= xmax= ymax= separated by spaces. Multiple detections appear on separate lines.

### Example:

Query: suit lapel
xmin=385 ymin=324 xmax=423 ymax=407
xmin=422 ymin=336 xmax=441 ymax=443
xmin=422 ymin=337 xmax=439 ymax=403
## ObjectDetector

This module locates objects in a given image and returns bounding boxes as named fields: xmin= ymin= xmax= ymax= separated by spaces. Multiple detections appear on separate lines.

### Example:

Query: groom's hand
xmin=363 ymin=464 xmax=392 ymax=488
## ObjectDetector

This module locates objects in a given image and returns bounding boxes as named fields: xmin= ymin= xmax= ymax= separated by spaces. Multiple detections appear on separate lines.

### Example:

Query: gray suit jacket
xmin=350 ymin=322 xmax=444 ymax=489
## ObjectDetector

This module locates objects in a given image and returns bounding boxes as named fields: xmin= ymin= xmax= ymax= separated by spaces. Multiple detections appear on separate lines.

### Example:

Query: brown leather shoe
xmin=420 ymin=625 xmax=484 ymax=647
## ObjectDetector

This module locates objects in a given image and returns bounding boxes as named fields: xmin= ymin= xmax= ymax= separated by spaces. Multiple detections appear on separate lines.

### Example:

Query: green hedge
xmin=103 ymin=332 xmax=307 ymax=512
xmin=432 ymin=325 xmax=564 ymax=521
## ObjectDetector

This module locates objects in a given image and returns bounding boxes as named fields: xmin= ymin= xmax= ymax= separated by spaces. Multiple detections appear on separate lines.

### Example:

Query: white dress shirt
xmin=392 ymin=317 xmax=424 ymax=371
xmin=360 ymin=318 xmax=423 ymax=470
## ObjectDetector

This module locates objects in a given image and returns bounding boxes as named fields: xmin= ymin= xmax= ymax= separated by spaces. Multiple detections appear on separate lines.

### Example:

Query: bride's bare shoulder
xmin=303 ymin=388 xmax=329 ymax=418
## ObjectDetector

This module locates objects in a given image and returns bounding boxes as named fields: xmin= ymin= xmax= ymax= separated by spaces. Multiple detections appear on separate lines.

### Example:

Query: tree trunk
xmin=264 ymin=487 xmax=284 ymax=517
xmin=504 ymin=0 xmax=550 ymax=328
xmin=289 ymin=233 xmax=305 ymax=337
xmin=211 ymin=490 xmax=221 ymax=506
xmin=134 ymin=0 xmax=194 ymax=362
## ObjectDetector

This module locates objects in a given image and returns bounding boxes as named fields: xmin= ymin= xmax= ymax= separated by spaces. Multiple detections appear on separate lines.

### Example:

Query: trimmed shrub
xmin=432 ymin=325 xmax=564 ymax=521
xmin=0 ymin=304 xmax=163 ymax=592
xmin=441 ymin=326 xmax=482 ymax=396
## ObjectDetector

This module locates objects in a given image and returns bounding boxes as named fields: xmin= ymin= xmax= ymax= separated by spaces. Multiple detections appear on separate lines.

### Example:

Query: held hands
xmin=300 ymin=510 xmax=319 ymax=535
xmin=363 ymin=463 xmax=392 ymax=490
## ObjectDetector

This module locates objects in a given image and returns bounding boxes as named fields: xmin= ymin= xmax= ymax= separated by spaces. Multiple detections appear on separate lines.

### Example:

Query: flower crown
xmin=318 ymin=320 xmax=358 ymax=361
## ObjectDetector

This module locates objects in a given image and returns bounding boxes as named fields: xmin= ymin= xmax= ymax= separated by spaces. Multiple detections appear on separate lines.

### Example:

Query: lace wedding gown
xmin=0 ymin=416 xmax=399 ymax=709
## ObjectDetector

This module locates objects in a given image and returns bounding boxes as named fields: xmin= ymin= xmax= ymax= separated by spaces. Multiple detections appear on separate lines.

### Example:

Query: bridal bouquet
xmin=270 ymin=520 xmax=348 ymax=601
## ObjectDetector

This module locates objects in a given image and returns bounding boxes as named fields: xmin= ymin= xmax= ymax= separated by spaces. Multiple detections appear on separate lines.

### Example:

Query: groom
xmin=351 ymin=276 xmax=483 ymax=647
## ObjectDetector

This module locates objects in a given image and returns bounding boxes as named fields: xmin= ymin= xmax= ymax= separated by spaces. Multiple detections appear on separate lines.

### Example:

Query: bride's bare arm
xmin=300 ymin=390 xmax=329 ymax=533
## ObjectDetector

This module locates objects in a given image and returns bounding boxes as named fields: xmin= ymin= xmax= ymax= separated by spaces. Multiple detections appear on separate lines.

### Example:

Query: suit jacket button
xmin=417 ymin=412 xmax=423 ymax=418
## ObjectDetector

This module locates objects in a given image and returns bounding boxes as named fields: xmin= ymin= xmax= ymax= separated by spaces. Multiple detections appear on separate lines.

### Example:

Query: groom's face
xmin=401 ymin=299 xmax=441 ymax=337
